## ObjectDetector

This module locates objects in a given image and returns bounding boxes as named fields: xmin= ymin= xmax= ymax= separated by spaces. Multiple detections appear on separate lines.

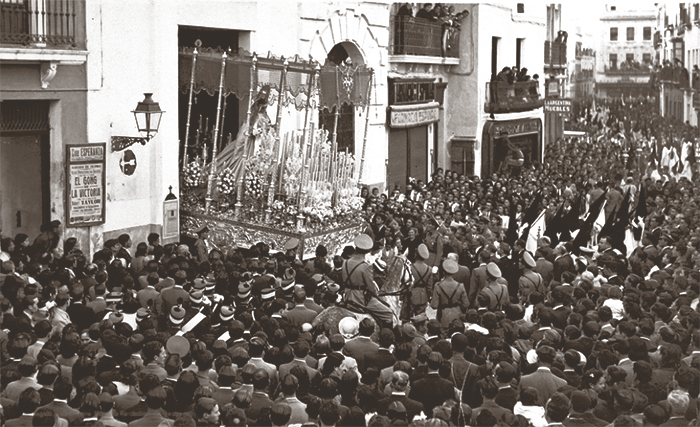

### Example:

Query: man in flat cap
xmin=342 ymin=234 xmax=394 ymax=328
xmin=431 ymin=259 xmax=469 ymax=328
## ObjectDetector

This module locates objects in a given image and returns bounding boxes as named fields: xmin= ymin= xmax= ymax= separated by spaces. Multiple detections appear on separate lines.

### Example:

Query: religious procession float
xmin=178 ymin=41 xmax=374 ymax=259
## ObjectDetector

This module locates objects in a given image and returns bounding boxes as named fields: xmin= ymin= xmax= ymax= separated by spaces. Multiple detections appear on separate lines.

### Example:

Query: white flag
xmin=526 ymin=210 xmax=546 ymax=254
xmin=624 ymin=227 xmax=638 ymax=258
xmin=589 ymin=200 xmax=606 ymax=244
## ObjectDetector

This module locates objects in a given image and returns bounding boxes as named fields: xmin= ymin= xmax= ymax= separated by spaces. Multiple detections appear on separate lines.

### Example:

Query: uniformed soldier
xmin=518 ymin=251 xmax=544 ymax=303
xmin=479 ymin=262 xmax=509 ymax=311
xmin=284 ymin=238 xmax=300 ymax=260
xmin=410 ymin=243 xmax=434 ymax=316
xmin=342 ymin=234 xmax=395 ymax=328
xmin=430 ymin=259 xmax=469 ymax=328
xmin=193 ymin=225 xmax=210 ymax=263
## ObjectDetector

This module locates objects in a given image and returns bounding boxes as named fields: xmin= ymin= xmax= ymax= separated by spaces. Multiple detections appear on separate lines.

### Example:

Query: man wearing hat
xmin=518 ymin=252 xmax=544 ymax=303
xmin=377 ymin=371 xmax=424 ymax=422
xmin=342 ymin=234 xmax=394 ymax=327
xmin=430 ymin=259 xmax=469 ymax=328
xmin=479 ymin=262 xmax=509 ymax=311
xmin=409 ymin=244 xmax=433 ymax=317
xmin=254 ymin=259 xmax=281 ymax=295
xmin=155 ymin=270 xmax=189 ymax=327
xmin=284 ymin=238 xmax=300 ymax=259
xmin=168 ymin=303 xmax=187 ymax=335
xmin=194 ymin=225 xmax=210 ymax=263
xmin=280 ymin=268 xmax=296 ymax=296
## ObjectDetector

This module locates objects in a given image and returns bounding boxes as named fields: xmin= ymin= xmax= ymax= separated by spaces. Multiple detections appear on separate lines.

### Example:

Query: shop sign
xmin=388 ymin=102 xmax=440 ymax=128
xmin=489 ymin=119 xmax=541 ymax=137
xmin=544 ymin=98 xmax=572 ymax=114
xmin=66 ymin=143 xmax=106 ymax=227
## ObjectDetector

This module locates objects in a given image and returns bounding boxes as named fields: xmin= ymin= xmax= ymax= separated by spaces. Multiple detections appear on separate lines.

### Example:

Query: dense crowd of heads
xmin=1 ymin=97 xmax=700 ymax=427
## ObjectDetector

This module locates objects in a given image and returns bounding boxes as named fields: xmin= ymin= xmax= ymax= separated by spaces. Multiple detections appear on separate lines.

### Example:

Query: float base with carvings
xmin=181 ymin=209 xmax=364 ymax=260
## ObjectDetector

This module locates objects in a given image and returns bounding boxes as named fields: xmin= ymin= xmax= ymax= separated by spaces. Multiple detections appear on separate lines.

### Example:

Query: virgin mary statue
xmin=215 ymin=85 xmax=272 ymax=182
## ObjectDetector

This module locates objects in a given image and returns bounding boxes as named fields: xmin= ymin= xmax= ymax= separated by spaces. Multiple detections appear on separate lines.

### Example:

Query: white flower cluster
xmin=303 ymin=202 xmax=334 ymax=222
xmin=217 ymin=167 xmax=237 ymax=196
xmin=244 ymin=171 xmax=263 ymax=199
xmin=182 ymin=161 xmax=205 ymax=188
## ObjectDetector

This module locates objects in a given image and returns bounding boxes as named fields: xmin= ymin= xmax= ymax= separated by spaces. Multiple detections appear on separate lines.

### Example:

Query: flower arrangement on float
xmin=182 ymin=160 xmax=206 ymax=188
xmin=216 ymin=167 xmax=237 ymax=199
xmin=180 ymin=127 xmax=364 ymax=233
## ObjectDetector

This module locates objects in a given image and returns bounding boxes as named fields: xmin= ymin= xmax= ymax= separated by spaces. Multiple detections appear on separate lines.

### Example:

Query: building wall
xmin=0 ymin=59 xmax=88 ymax=248
xmin=2 ymin=1 xmax=551 ymax=254
xmin=598 ymin=11 xmax=655 ymax=73
xmin=83 ymin=0 xmax=391 ymax=251
xmin=470 ymin=3 xmax=546 ymax=176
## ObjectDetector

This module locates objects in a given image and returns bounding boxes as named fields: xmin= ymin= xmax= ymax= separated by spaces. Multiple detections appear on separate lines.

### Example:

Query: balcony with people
xmin=652 ymin=59 xmax=691 ymax=89
xmin=389 ymin=3 xmax=465 ymax=63
xmin=604 ymin=58 xmax=653 ymax=76
xmin=484 ymin=67 xmax=543 ymax=114
xmin=544 ymin=31 xmax=567 ymax=71
xmin=0 ymin=0 xmax=85 ymax=51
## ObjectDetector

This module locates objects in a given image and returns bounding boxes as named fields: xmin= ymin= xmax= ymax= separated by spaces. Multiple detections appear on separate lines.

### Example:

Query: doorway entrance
xmin=388 ymin=125 xmax=429 ymax=192
xmin=0 ymin=100 xmax=51 ymax=238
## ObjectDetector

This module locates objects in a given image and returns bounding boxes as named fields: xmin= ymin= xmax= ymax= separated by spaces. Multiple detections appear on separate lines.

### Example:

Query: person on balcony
xmin=517 ymin=68 xmax=530 ymax=82
xmin=515 ymin=68 xmax=531 ymax=100
xmin=554 ymin=30 xmax=568 ymax=44
xmin=530 ymin=74 xmax=540 ymax=92
xmin=397 ymin=2 xmax=412 ymax=16
xmin=430 ymin=4 xmax=444 ymax=21
xmin=416 ymin=3 xmax=433 ymax=20
xmin=394 ymin=3 xmax=413 ymax=55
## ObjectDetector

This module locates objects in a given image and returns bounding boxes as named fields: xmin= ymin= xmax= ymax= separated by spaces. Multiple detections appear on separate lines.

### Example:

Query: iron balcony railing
xmin=657 ymin=66 xmax=691 ymax=88
xmin=390 ymin=15 xmax=459 ymax=58
xmin=484 ymin=80 xmax=543 ymax=114
xmin=1 ymin=0 xmax=77 ymax=46
xmin=544 ymin=40 xmax=567 ymax=68
xmin=605 ymin=66 xmax=652 ymax=75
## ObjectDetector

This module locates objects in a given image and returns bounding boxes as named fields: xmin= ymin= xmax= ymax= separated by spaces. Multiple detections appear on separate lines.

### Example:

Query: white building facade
xmin=1 ymin=1 xmax=547 ymax=254
xmin=596 ymin=4 xmax=656 ymax=98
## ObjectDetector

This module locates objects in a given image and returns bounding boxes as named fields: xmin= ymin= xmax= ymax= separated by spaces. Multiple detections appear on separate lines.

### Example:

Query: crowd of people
xmin=1 ymin=95 xmax=700 ymax=427
xmin=393 ymin=3 xmax=467 ymax=57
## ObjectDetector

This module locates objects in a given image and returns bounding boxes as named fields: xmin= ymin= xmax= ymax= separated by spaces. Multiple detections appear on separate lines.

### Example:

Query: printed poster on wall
xmin=66 ymin=143 xmax=106 ymax=227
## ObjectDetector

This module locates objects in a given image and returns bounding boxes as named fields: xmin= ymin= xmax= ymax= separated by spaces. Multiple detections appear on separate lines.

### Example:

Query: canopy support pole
xmin=235 ymin=53 xmax=258 ymax=220
xmin=182 ymin=42 xmax=199 ymax=167
xmin=205 ymin=50 xmax=228 ymax=214
xmin=359 ymin=69 xmax=373 ymax=187
xmin=266 ymin=58 xmax=289 ymax=222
